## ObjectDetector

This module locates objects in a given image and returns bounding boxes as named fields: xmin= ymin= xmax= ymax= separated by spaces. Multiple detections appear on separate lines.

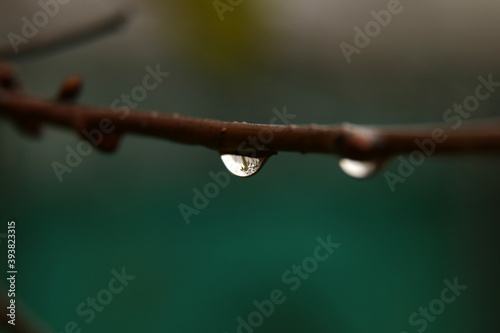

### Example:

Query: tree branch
xmin=1 ymin=61 xmax=500 ymax=168
xmin=0 ymin=6 xmax=129 ymax=58
xmin=0 ymin=289 xmax=48 ymax=333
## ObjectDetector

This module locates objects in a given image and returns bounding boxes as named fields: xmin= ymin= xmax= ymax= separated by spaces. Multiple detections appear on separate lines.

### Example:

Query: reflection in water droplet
xmin=220 ymin=154 xmax=267 ymax=177
xmin=339 ymin=158 xmax=380 ymax=179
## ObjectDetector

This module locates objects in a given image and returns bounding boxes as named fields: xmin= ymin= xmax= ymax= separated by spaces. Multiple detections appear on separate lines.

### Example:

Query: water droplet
xmin=339 ymin=158 xmax=381 ymax=179
xmin=220 ymin=154 xmax=267 ymax=177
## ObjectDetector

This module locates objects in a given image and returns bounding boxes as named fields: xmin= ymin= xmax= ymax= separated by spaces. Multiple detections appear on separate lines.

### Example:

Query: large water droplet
xmin=339 ymin=158 xmax=381 ymax=179
xmin=220 ymin=154 xmax=267 ymax=177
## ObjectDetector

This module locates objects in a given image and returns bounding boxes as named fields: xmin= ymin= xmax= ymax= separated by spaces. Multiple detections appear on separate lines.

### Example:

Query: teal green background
xmin=1 ymin=1 xmax=500 ymax=332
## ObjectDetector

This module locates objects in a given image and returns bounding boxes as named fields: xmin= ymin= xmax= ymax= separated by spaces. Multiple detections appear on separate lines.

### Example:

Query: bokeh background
xmin=1 ymin=0 xmax=499 ymax=332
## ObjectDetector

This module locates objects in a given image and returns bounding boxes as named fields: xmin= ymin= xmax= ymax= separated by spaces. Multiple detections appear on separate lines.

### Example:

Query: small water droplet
xmin=220 ymin=154 xmax=267 ymax=177
xmin=339 ymin=158 xmax=381 ymax=179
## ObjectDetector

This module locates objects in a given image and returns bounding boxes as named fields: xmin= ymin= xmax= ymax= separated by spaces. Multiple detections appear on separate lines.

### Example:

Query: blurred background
xmin=0 ymin=0 xmax=499 ymax=332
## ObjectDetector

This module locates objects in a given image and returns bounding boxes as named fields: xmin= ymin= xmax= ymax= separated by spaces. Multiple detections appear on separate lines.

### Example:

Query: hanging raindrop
xmin=220 ymin=154 xmax=268 ymax=177
xmin=339 ymin=158 xmax=382 ymax=179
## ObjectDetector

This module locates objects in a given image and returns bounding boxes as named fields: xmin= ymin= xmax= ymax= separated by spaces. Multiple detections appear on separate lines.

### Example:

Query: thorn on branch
xmin=0 ymin=62 xmax=21 ymax=92
xmin=15 ymin=121 xmax=43 ymax=137
xmin=57 ymin=75 xmax=83 ymax=102
xmin=80 ymin=130 xmax=122 ymax=152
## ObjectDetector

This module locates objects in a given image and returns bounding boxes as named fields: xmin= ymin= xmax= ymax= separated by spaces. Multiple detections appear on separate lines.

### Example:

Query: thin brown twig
xmin=1 ymin=61 xmax=500 ymax=163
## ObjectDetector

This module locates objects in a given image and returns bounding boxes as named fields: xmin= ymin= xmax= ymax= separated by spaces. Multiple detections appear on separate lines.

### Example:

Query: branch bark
xmin=1 ymin=61 xmax=500 ymax=162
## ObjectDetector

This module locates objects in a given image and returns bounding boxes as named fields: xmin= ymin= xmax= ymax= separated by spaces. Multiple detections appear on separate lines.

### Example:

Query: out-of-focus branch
xmin=1 ymin=61 xmax=500 ymax=163
xmin=0 ymin=290 xmax=48 ymax=333
xmin=0 ymin=6 xmax=129 ymax=58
